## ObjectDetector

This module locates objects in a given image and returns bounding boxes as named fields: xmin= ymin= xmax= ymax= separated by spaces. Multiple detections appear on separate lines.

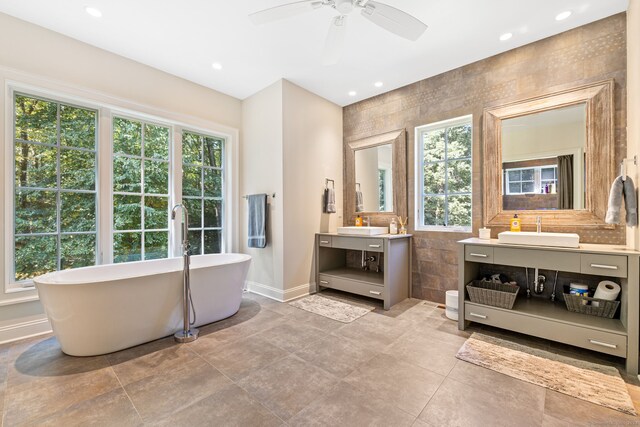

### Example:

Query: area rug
xmin=289 ymin=294 xmax=374 ymax=323
xmin=456 ymin=333 xmax=636 ymax=415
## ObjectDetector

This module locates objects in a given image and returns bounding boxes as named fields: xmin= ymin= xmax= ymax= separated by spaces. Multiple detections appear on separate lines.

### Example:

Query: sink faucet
xmin=536 ymin=216 xmax=542 ymax=233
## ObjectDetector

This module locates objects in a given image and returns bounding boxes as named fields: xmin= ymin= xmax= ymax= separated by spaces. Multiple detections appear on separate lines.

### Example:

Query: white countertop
xmin=317 ymin=232 xmax=412 ymax=239
xmin=459 ymin=237 xmax=640 ymax=256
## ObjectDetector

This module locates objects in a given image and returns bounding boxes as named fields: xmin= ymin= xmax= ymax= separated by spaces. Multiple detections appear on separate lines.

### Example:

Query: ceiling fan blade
xmin=360 ymin=0 xmax=427 ymax=41
xmin=249 ymin=0 xmax=324 ymax=25
xmin=322 ymin=15 xmax=347 ymax=66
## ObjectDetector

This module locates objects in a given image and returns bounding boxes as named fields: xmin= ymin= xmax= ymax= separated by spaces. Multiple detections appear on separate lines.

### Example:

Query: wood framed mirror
xmin=345 ymin=129 xmax=407 ymax=225
xmin=483 ymin=80 xmax=614 ymax=229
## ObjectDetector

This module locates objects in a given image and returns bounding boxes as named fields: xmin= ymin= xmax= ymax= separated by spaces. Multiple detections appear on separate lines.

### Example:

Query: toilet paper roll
xmin=594 ymin=280 xmax=621 ymax=301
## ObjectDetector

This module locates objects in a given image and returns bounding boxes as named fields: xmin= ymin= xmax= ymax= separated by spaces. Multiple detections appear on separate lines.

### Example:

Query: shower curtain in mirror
xmin=557 ymin=155 xmax=574 ymax=209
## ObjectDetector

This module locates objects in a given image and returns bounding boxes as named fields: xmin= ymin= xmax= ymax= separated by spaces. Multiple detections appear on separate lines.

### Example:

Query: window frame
xmin=414 ymin=114 xmax=473 ymax=232
xmin=504 ymin=165 xmax=558 ymax=195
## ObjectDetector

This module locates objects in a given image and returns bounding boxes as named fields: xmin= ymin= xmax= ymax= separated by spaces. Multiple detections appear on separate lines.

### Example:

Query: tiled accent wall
xmin=342 ymin=14 xmax=627 ymax=303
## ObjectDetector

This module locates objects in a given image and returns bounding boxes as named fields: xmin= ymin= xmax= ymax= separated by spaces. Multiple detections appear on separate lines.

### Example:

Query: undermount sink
xmin=497 ymin=231 xmax=580 ymax=248
xmin=337 ymin=226 xmax=389 ymax=236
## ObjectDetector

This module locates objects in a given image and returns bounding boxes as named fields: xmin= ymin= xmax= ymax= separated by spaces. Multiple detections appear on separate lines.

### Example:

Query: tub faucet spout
xmin=171 ymin=204 xmax=198 ymax=343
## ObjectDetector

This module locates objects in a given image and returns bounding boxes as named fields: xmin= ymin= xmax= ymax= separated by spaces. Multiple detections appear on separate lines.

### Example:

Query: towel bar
xmin=243 ymin=193 xmax=276 ymax=199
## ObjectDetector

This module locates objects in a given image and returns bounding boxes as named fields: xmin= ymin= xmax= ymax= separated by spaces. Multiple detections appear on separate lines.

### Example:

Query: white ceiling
xmin=0 ymin=0 xmax=628 ymax=106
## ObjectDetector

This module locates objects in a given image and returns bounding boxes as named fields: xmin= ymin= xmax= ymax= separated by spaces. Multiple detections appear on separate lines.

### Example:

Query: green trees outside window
xmin=14 ymin=94 xmax=97 ymax=281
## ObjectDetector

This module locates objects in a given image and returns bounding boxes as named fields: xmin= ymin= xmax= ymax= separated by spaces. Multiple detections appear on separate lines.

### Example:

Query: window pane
xmin=189 ymin=230 xmax=202 ymax=255
xmin=182 ymin=165 xmax=201 ymax=197
xmin=61 ymin=234 xmax=96 ymax=270
xmin=182 ymin=132 xmax=201 ymax=165
xmin=521 ymin=169 xmax=534 ymax=181
xmin=509 ymin=183 xmax=521 ymax=194
xmin=448 ymin=195 xmax=472 ymax=227
xmin=14 ymin=142 xmax=57 ymax=188
xmin=61 ymin=149 xmax=95 ymax=190
xmin=60 ymin=105 xmax=96 ymax=149
xmin=204 ymin=230 xmax=222 ymax=254
xmin=183 ymin=198 xmax=202 ymax=229
xmin=144 ymin=160 xmax=168 ymax=194
xmin=424 ymin=196 xmax=446 ymax=226
xmin=204 ymin=169 xmax=222 ymax=197
xmin=145 ymin=231 xmax=168 ymax=260
xmin=507 ymin=170 xmax=521 ymax=182
xmin=114 ymin=195 xmax=141 ymax=230
xmin=15 ymin=189 xmax=57 ymax=234
xmin=541 ymin=168 xmax=555 ymax=180
xmin=15 ymin=235 xmax=57 ymax=281
xmin=114 ymin=232 xmax=142 ymax=263
xmin=447 ymin=124 xmax=472 ymax=159
xmin=424 ymin=130 xmax=445 ymax=162
xmin=14 ymin=95 xmax=57 ymax=145
xmin=113 ymin=117 xmax=142 ymax=156
xmin=203 ymin=137 xmax=223 ymax=168
xmin=522 ymin=182 xmax=535 ymax=193
xmin=424 ymin=162 xmax=445 ymax=195
xmin=448 ymin=160 xmax=472 ymax=193
xmin=204 ymin=199 xmax=222 ymax=228
xmin=113 ymin=156 xmax=141 ymax=193
xmin=61 ymin=192 xmax=96 ymax=232
xmin=144 ymin=124 xmax=169 ymax=159
xmin=145 ymin=196 xmax=168 ymax=230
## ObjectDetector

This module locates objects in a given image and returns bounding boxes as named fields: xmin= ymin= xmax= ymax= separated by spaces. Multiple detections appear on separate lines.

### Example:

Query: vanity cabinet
xmin=315 ymin=233 xmax=411 ymax=310
xmin=458 ymin=238 xmax=640 ymax=375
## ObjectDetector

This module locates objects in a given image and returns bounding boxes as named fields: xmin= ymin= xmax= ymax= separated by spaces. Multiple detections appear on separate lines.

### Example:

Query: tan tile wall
xmin=342 ymin=14 xmax=627 ymax=303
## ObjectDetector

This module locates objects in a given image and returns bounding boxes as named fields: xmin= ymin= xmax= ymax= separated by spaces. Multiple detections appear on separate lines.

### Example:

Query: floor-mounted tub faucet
xmin=171 ymin=204 xmax=199 ymax=343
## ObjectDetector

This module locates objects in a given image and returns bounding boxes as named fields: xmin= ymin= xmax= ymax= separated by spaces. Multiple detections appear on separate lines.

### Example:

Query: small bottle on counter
xmin=389 ymin=217 xmax=398 ymax=234
xmin=509 ymin=213 xmax=521 ymax=232
xmin=355 ymin=215 xmax=363 ymax=226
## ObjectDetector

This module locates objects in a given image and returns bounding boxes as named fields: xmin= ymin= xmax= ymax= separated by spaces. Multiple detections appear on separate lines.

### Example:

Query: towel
xmin=606 ymin=176 xmax=638 ymax=227
xmin=323 ymin=188 xmax=336 ymax=213
xmin=247 ymin=194 xmax=267 ymax=248
xmin=355 ymin=191 xmax=364 ymax=212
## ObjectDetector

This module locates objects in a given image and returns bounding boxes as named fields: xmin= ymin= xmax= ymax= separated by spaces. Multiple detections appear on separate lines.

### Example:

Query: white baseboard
xmin=0 ymin=317 xmax=52 ymax=345
xmin=245 ymin=281 xmax=312 ymax=302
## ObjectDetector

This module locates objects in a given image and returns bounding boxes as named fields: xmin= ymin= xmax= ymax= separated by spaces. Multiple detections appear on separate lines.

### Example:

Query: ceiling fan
xmin=249 ymin=0 xmax=428 ymax=65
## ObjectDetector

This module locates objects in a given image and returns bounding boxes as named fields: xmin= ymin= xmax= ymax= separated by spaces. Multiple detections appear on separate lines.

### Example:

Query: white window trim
xmin=414 ymin=114 xmax=473 ymax=233
xmin=504 ymin=165 xmax=558 ymax=195
xmin=4 ymin=79 xmax=239 ymax=293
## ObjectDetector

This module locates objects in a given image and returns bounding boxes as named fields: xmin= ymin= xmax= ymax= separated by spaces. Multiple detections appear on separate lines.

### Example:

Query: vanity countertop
xmin=318 ymin=232 xmax=412 ymax=239
xmin=459 ymin=237 xmax=640 ymax=256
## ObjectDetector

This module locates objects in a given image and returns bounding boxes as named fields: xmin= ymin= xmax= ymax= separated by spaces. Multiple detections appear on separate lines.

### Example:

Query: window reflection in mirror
xmin=354 ymin=144 xmax=393 ymax=212
xmin=501 ymin=103 xmax=586 ymax=211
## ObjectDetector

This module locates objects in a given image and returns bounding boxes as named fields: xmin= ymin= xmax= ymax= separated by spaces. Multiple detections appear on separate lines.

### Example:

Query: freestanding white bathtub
xmin=34 ymin=253 xmax=251 ymax=356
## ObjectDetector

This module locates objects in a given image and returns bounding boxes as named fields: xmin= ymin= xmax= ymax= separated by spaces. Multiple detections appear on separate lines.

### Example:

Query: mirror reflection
xmin=501 ymin=103 xmax=586 ymax=211
xmin=355 ymin=144 xmax=393 ymax=212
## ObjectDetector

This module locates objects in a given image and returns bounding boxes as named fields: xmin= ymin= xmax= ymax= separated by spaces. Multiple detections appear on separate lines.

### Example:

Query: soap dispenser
xmin=355 ymin=215 xmax=363 ymax=227
xmin=510 ymin=213 xmax=521 ymax=232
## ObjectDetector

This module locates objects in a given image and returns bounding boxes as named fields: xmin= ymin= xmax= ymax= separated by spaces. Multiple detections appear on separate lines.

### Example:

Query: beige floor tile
xmin=107 ymin=337 xmax=201 ymax=386
xmin=331 ymin=311 xmax=410 ymax=347
xmin=155 ymin=383 xmax=283 ymax=426
xmin=255 ymin=321 xmax=326 ymax=352
xmin=197 ymin=335 xmax=289 ymax=381
xmin=295 ymin=334 xmax=380 ymax=378
xmin=288 ymin=381 xmax=415 ymax=427
xmin=28 ymin=388 xmax=142 ymax=426
xmin=124 ymin=357 xmax=232 ymax=423
xmin=542 ymin=413 xmax=580 ymax=426
xmin=419 ymin=377 xmax=545 ymax=427
xmin=344 ymin=353 xmax=445 ymax=416
xmin=418 ymin=317 xmax=473 ymax=347
xmin=194 ymin=306 xmax=285 ymax=345
xmin=288 ymin=308 xmax=345 ymax=332
xmin=384 ymin=332 xmax=460 ymax=376
xmin=544 ymin=390 xmax=638 ymax=425
xmin=237 ymin=354 xmax=339 ymax=421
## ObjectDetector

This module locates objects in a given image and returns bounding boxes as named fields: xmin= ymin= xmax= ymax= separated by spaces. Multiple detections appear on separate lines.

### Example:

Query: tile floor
xmin=1 ymin=291 xmax=640 ymax=426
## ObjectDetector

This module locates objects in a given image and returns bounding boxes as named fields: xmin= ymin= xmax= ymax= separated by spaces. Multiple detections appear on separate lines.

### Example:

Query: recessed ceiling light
xmin=374 ymin=81 xmax=383 ymax=88
xmin=85 ymin=6 xmax=102 ymax=18
xmin=348 ymin=90 xmax=357 ymax=97
xmin=555 ymin=10 xmax=572 ymax=21
xmin=499 ymin=32 xmax=513 ymax=41
xmin=211 ymin=62 xmax=223 ymax=70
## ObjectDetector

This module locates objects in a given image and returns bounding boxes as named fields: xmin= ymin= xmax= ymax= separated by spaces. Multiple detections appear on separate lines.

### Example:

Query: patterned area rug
xmin=456 ymin=333 xmax=637 ymax=416
xmin=289 ymin=294 xmax=373 ymax=323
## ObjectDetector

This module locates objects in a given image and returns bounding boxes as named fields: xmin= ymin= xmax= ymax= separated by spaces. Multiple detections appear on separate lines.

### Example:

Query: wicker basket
xmin=466 ymin=280 xmax=519 ymax=309
xmin=564 ymin=293 xmax=620 ymax=319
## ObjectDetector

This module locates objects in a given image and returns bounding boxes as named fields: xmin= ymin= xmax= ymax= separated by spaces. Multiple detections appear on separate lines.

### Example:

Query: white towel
xmin=247 ymin=194 xmax=267 ymax=248
xmin=606 ymin=176 xmax=638 ymax=227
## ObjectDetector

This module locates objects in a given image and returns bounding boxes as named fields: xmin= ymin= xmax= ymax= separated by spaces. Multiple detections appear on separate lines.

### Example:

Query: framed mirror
xmin=345 ymin=129 xmax=407 ymax=224
xmin=483 ymin=80 xmax=614 ymax=229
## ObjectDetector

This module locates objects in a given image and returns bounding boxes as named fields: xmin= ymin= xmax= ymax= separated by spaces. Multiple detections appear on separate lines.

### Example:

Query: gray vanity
xmin=315 ymin=233 xmax=411 ymax=309
xmin=458 ymin=238 xmax=640 ymax=375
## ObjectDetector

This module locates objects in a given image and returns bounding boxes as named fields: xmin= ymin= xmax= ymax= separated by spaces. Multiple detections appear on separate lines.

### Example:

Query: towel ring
xmin=325 ymin=178 xmax=335 ymax=189
xmin=621 ymin=156 xmax=637 ymax=181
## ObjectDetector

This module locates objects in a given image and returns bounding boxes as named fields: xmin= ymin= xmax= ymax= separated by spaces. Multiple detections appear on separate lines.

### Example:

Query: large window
xmin=182 ymin=130 xmax=224 ymax=255
xmin=112 ymin=117 xmax=170 ymax=262
xmin=13 ymin=94 xmax=98 ymax=281
xmin=416 ymin=115 xmax=472 ymax=231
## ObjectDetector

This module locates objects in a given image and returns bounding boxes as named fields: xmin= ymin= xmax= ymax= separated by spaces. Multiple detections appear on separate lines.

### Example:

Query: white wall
xmin=355 ymin=146 xmax=380 ymax=212
xmin=0 ymin=13 xmax=242 ymax=343
xmin=282 ymin=80 xmax=343 ymax=297
xmin=240 ymin=81 xmax=284 ymax=295
xmin=628 ymin=1 xmax=640 ymax=250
